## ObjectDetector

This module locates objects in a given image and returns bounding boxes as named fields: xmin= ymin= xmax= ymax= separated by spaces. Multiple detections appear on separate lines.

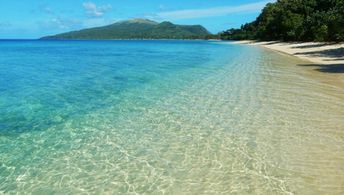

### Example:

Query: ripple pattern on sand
xmin=0 ymin=41 xmax=344 ymax=194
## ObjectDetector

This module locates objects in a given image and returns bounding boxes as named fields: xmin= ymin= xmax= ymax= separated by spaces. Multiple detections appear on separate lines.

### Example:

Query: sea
xmin=0 ymin=40 xmax=343 ymax=194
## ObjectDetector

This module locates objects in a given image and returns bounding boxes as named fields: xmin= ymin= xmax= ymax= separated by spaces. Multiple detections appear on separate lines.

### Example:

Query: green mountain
xmin=220 ymin=0 xmax=344 ymax=42
xmin=41 ymin=19 xmax=212 ymax=40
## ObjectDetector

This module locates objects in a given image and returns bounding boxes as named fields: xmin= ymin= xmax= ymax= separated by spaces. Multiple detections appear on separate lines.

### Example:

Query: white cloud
xmin=83 ymin=2 xmax=112 ymax=17
xmin=155 ymin=0 xmax=273 ymax=20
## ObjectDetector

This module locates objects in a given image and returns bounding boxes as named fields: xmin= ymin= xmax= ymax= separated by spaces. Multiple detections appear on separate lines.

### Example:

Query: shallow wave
xmin=0 ymin=41 xmax=343 ymax=194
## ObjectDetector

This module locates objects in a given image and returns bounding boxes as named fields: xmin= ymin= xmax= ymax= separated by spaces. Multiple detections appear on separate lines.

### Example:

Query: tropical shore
xmin=233 ymin=41 xmax=344 ymax=66
xmin=231 ymin=41 xmax=344 ymax=89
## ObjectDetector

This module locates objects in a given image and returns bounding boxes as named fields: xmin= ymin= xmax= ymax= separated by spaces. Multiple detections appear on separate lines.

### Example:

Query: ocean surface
xmin=0 ymin=40 xmax=343 ymax=194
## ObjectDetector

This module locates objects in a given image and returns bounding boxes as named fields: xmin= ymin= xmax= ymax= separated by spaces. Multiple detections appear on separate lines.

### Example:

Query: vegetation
xmin=220 ymin=0 xmax=344 ymax=42
xmin=41 ymin=19 xmax=211 ymax=40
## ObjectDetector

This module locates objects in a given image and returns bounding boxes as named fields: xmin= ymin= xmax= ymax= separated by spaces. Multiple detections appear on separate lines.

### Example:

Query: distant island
xmin=220 ymin=0 xmax=344 ymax=42
xmin=41 ymin=19 xmax=212 ymax=40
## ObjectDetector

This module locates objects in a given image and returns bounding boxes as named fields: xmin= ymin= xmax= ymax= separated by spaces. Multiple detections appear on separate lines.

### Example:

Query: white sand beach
xmin=234 ymin=41 xmax=344 ymax=65
xmin=233 ymin=41 xmax=344 ymax=88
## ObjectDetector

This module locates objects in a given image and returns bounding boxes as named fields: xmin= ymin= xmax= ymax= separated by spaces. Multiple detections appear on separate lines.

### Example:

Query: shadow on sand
xmin=292 ymin=43 xmax=338 ymax=49
xmin=260 ymin=41 xmax=282 ymax=45
xmin=294 ymin=47 xmax=344 ymax=60
xmin=298 ymin=64 xmax=344 ymax=73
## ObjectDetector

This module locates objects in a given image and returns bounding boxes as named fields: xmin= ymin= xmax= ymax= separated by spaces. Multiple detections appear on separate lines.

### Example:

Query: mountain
xmin=41 ymin=19 xmax=212 ymax=40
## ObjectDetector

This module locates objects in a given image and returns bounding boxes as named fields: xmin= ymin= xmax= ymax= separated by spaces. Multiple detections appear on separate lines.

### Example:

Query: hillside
xmin=220 ymin=0 xmax=344 ymax=42
xmin=41 ymin=19 xmax=211 ymax=40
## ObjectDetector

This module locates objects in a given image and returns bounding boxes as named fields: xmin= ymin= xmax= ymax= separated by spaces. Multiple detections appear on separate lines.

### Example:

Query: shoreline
xmin=231 ymin=40 xmax=344 ymax=89
xmin=232 ymin=40 xmax=344 ymax=66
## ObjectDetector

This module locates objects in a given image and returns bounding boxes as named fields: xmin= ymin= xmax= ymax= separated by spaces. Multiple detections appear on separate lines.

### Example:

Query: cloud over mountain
xmin=83 ymin=2 xmax=112 ymax=18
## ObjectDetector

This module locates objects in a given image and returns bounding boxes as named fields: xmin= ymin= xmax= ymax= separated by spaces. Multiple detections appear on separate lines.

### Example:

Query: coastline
xmin=232 ymin=40 xmax=344 ymax=65
xmin=231 ymin=40 xmax=344 ymax=89
xmin=1 ymin=38 xmax=344 ymax=194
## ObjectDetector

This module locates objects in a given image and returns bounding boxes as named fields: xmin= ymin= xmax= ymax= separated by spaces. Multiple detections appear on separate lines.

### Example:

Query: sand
xmin=235 ymin=41 xmax=344 ymax=65
xmin=232 ymin=40 xmax=344 ymax=89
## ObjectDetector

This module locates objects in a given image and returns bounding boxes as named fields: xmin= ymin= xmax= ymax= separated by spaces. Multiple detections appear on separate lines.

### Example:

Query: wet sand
xmin=232 ymin=41 xmax=344 ymax=89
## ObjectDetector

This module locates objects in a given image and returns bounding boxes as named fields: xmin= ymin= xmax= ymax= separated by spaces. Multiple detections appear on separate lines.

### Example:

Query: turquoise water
xmin=0 ymin=40 xmax=344 ymax=194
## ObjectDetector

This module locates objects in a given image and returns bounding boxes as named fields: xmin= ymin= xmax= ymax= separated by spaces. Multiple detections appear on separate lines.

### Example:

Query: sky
xmin=0 ymin=0 xmax=275 ymax=39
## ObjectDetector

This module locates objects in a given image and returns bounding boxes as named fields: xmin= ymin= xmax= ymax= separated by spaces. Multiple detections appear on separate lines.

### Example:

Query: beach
xmin=1 ymin=40 xmax=344 ymax=194
xmin=233 ymin=40 xmax=344 ymax=65
xmin=235 ymin=41 xmax=344 ymax=64
xmin=232 ymin=41 xmax=344 ymax=88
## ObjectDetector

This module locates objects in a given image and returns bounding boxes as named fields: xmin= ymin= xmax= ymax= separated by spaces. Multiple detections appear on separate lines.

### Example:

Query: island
xmin=41 ymin=19 xmax=212 ymax=40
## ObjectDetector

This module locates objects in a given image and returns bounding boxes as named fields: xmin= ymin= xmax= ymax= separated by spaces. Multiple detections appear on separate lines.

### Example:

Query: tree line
xmin=220 ymin=0 xmax=344 ymax=42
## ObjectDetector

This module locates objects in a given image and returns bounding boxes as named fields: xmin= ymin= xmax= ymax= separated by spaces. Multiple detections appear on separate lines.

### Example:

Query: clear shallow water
xmin=0 ymin=40 xmax=344 ymax=194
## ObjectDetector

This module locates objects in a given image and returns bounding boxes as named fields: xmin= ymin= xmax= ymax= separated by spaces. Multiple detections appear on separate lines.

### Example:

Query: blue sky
xmin=0 ymin=0 xmax=274 ymax=39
